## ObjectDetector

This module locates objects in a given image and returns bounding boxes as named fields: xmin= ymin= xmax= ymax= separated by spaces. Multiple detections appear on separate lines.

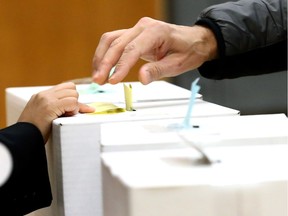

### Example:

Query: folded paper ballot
xmin=100 ymin=114 xmax=288 ymax=152
xmin=101 ymin=144 xmax=288 ymax=216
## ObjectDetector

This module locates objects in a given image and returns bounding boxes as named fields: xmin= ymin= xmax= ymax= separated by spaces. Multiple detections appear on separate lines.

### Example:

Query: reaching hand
xmin=18 ymin=82 xmax=95 ymax=142
xmin=92 ymin=17 xmax=217 ymax=85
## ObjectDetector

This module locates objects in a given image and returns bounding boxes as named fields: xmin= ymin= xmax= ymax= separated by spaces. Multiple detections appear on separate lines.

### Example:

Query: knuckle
xmin=93 ymin=54 xmax=100 ymax=64
xmin=175 ymin=59 xmax=184 ymax=69
xmin=110 ymin=37 xmax=122 ymax=48
xmin=65 ymin=82 xmax=76 ymax=89
xmin=138 ymin=17 xmax=153 ymax=26
xmin=147 ymin=64 xmax=163 ymax=81
xmin=100 ymin=32 xmax=114 ymax=43
xmin=101 ymin=58 xmax=114 ymax=69
xmin=34 ymin=91 xmax=46 ymax=100
xmin=138 ymin=17 xmax=163 ymax=31
xmin=75 ymin=91 xmax=79 ymax=98
xmin=153 ymin=65 xmax=163 ymax=79
xmin=70 ymin=98 xmax=79 ymax=110
xmin=63 ymin=98 xmax=78 ymax=112
xmin=123 ymin=42 xmax=137 ymax=54
xmin=33 ymin=92 xmax=50 ymax=105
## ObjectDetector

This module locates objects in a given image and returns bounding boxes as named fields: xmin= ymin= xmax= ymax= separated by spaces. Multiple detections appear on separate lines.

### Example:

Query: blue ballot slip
xmin=182 ymin=77 xmax=201 ymax=128
xmin=168 ymin=77 xmax=201 ymax=130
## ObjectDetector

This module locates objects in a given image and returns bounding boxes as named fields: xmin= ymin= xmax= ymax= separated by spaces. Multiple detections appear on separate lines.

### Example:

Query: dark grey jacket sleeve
xmin=195 ymin=0 xmax=287 ymax=79
xmin=0 ymin=122 xmax=52 ymax=216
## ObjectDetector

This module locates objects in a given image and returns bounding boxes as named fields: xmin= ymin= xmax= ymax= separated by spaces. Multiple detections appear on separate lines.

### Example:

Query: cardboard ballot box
xmin=5 ymin=81 xmax=239 ymax=216
xmin=100 ymin=114 xmax=288 ymax=152
xmin=101 ymin=145 xmax=288 ymax=216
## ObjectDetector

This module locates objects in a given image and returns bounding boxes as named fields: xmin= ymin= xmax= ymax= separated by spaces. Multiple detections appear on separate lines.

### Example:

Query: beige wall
xmin=0 ymin=0 xmax=165 ymax=128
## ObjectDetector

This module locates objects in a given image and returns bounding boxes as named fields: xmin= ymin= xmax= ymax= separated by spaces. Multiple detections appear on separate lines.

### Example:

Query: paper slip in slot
xmin=124 ymin=83 xmax=134 ymax=111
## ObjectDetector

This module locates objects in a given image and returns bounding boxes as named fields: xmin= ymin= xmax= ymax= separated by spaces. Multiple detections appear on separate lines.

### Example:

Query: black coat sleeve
xmin=195 ymin=0 xmax=287 ymax=79
xmin=0 ymin=122 xmax=52 ymax=216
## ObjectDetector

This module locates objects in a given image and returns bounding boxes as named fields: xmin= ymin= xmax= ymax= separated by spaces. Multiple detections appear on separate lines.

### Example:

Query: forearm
xmin=0 ymin=123 xmax=52 ymax=215
xmin=195 ymin=0 xmax=287 ymax=79
xmin=198 ymin=40 xmax=287 ymax=79
xmin=197 ymin=0 xmax=287 ymax=56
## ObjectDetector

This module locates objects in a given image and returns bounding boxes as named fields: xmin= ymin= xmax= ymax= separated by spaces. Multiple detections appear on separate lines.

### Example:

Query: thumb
xmin=79 ymin=103 xmax=96 ymax=113
xmin=138 ymin=61 xmax=169 ymax=85
xmin=139 ymin=51 xmax=204 ymax=85
xmin=139 ymin=53 xmax=186 ymax=85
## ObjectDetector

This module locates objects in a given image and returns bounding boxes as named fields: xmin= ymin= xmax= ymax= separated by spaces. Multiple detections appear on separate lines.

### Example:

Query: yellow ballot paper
xmin=124 ymin=83 xmax=134 ymax=111
xmin=87 ymin=102 xmax=125 ymax=114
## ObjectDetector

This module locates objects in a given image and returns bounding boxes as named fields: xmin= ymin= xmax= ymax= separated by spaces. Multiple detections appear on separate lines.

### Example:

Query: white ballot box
xmin=100 ymin=114 xmax=288 ymax=152
xmin=101 ymin=144 xmax=288 ymax=216
xmin=5 ymin=81 xmax=239 ymax=216
xmin=52 ymin=85 xmax=239 ymax=216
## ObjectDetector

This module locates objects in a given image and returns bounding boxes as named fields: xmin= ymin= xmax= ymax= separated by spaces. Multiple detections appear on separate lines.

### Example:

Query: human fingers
xmin=93 ymin=29 xmax=127 ymax=67
xmin=18 ymin=83 xmax=76 ymax=122
xmin=92 ymin=29 xmax=127 ymax=84
xmin=17 ymin=84 xmax=92 ymax=142
xmin=51 ymin=94 xmax=94 ymax=116
xmin=50 ymin=82 xmax=81 ymax=102
xmin=55 ymin=97 xmax=79 ymax=116
xmin=79 ymin=103 xmax=95 ymax=113
xmin=41 ymin=82 xmax=78 ymax=101
xmin=52 ymin=88 xmax=79 ymax=101
xmin=138 ymin=54 xmax=182 ymax=85
xmin=93 ymin=17 xmax=158 ymax=84
xmin=93 ymin=27 xmax=143 ymax=84
xmin=58 ymin=103 xmax=95 ymax=117
xmin=107 ymin=20 xmax=173 ymax=84
xmin=137 ymin=25 xmax=216 ymax=84
xmin=51 ymin=82 xmax=76 ymax=91
xmin=93 ymin=29 xmax=127 ymax=64
xmin=54 ymin=83 xmax=95 ymax=113
xmin=46 ymin=83 xmax=95 ymax=115
xmin=138 ymin=49 xmax=208 ymax=85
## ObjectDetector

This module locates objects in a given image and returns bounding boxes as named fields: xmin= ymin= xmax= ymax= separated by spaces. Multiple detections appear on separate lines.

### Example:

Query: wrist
xmin=18 ymin=115 xmax=50 ymax=143
xmin=193 ymin=25 xmax=218 ymax=60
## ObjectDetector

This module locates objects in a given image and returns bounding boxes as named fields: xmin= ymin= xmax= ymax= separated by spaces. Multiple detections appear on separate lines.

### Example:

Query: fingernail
xmin=92 ymin=71 xmax=99 ymax=79
xmin=142 ymin=69 xmax=153 ymax=85
xmin=108 ymin=76 xmax=117 ymax=84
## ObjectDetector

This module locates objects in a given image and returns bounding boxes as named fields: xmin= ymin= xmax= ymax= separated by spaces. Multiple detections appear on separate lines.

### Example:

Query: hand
xmin=18 ymin=82 xmax=95 ymax=142
xmin=92 ymin=17 xmax=217 ymax=85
